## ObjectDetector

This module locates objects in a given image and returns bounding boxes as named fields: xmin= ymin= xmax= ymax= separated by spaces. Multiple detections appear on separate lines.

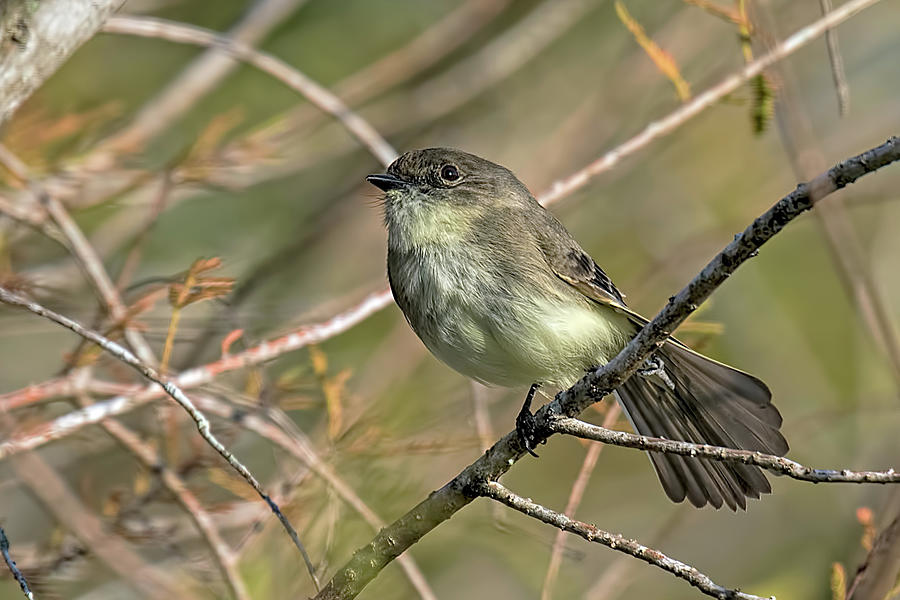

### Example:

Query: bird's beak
xmin=366 ymin=173 xmax=407 ymax=191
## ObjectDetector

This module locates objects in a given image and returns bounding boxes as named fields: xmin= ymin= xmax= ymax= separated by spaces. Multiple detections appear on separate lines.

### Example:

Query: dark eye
xmin=440 ymin=164 xmax=460 ymax=182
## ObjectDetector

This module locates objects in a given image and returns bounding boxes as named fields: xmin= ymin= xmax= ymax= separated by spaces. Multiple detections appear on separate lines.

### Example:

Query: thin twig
xmin=549 ymin=416 xmax=899 ymax=483
xmin=101 ymin=15 xmax=397 ymax=167
xmin=819 ymin=0 xmax=850 ymax=116
xmin=0 ymin=526 xmax=35 ymax=600
xmin=481 ymin=481 xmax=769 ymax=600
xmin=541 ymin=405 xmax=621 ymax=600
xmin=536 ymin=0 xmax=881 ymax=206
xmin=0 ymin=287 xmax=321 ymax=591
xmin=312 ymin=138 xmax=900 ymax=600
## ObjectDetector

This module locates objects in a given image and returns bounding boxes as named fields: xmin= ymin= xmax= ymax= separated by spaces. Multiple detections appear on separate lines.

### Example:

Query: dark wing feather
xmin=533 ymin=210 xmax=787 ymax=509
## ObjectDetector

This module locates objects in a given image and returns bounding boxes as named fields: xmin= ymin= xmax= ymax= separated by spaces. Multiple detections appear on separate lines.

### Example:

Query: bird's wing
xmin=537 ymin=218 xmax=768 ymax=380
xmin=533 ymin=214 xmax=635 ymax=314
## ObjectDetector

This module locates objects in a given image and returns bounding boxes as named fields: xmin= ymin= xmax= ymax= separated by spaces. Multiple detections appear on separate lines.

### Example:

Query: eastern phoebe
xmin=367 ymin=148 xmax=788 ymax=510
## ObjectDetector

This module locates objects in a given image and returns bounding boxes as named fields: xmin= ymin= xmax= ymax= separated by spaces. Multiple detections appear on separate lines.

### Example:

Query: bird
xmin=367 ymin=147 xmax=788 ymax=510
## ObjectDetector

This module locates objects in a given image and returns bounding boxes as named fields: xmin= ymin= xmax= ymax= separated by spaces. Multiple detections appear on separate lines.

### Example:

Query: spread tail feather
xmin=615 ymin=340 xmax=788 ymax=510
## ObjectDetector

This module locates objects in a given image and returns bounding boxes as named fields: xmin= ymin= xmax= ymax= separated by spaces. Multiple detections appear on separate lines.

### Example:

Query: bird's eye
xmin=440 ymin=164 xmax=460 ymax=182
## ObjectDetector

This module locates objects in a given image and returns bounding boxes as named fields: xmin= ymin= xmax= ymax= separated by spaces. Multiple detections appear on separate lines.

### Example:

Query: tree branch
xmin=549 ymin=416 xmax=899 ymax=484
xmin=479 ymin=481 xmax=770 ymax=600
xmin=313 ymin=137 xmax=900 ymax=600
xmin=0 ymin=0 xmax=125 ymax=125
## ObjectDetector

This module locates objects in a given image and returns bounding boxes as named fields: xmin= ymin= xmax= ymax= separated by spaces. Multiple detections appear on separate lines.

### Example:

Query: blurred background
xmin=1 ymin=0 xmax=899 ymax=598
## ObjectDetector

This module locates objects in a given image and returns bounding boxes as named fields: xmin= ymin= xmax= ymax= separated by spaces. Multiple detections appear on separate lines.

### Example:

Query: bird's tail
xmin=615 ymin=340 xmax=788 ymax=510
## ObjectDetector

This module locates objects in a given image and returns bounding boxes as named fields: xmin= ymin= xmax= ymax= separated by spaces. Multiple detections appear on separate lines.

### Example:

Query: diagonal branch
xmin=480 ymin=481 xmax=769 ymax=600
xmin=549 ymin=417 xmax=899 ymax=483
xmin=312 ymin=138 xmax=900 ymax=600
xmin=0 ymin=526 xmax=34 ymax=600
xmin=0 ymin=287 xmax=321 ymax=591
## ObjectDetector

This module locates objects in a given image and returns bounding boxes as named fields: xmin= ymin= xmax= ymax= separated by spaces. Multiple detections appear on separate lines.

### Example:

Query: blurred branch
xmin=0 ymin=0 xmax=125 ymax=125
xmin=99 ymin=0 xmax=310 ymax=154
xmin=323 ymin=0 xmax=602 ymax=139
xmin=188 ymin=394 xmax=438 ymax=600
xmin=542 ymin=405 xmax=621 ymax=600
xmin=847 ymin=493 xmax=900 ymax=600
xmin=0 ymin=143 xmax=157 ymax=366
xmin=0 ymin=526 xmax=34 ymax=600
xmin=74 ymin=391 xmax=249 ymax=600
xmin=313 ymin=138 xmax=900 ymax=600
xmin=819 ymin=0 xmax=850 ymax=116
xmin=480 ymin=481 xmax=767 ymax=600
xmin=0 ymin=286 xmax=321 ymax=591
xmin=549 ymin=416 xmax=900 ymax=483
xmin=8 ymin=448 xmax=183 ymax=599
xmin=234 ymin=0 xmax=603 ymax=175
xmin=537 ymin=0 xmax=881 ymax=206
xmin=750 ymin=1 xmax=900 ymax=389
xmin=260 ymin=0 xmax=514 ymax=144
xmin=101 ymin=15 xmax=397 ymax=167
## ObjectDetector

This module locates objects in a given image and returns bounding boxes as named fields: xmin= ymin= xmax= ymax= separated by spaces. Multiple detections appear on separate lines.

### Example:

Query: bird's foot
xmin=516 ymin=383 xmax=543 ymax=457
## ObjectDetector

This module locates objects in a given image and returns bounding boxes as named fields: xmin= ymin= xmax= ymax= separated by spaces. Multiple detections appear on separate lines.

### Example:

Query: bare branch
xmin=819 ymin=0 xmax=850 ymax=116
xmin=480 ymin=481 xmax=770 ymax=600
xmin=0 ymin=287 xmax=320 ymax=591
xmin=312 ymin=138 xmax=900 ymax=600
xmin=549 ymin=416 xmax=900 ymax=484
xmin=101 ymin=15 xmax=397 ymax=167
xmin=0 ymin=526 xmax=34 ymax=600
xmin=0 ymin=0 xmax=125 ymax=125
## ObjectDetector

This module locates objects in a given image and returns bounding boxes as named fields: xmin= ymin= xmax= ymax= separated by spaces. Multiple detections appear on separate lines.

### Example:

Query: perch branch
xmin=549 ymin=417 xmax=899 ymax=483
xmin=312 ymin=138 xmax=900 ymax=600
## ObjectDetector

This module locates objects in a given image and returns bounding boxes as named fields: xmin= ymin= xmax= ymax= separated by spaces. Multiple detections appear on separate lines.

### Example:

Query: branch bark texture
xmin=314 ymin=137 xmax=900 ymax=600
xmin=0 ymin=0 xmax=125 ymax=126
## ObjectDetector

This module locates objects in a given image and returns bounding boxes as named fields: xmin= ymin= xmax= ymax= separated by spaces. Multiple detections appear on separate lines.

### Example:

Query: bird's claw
xmin=516 ymin=383 xmax=542 ymax=457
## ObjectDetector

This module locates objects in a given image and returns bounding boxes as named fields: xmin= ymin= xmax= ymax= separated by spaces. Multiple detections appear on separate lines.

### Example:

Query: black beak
xmin=366 ymin=173 xmax=407 ymax=192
